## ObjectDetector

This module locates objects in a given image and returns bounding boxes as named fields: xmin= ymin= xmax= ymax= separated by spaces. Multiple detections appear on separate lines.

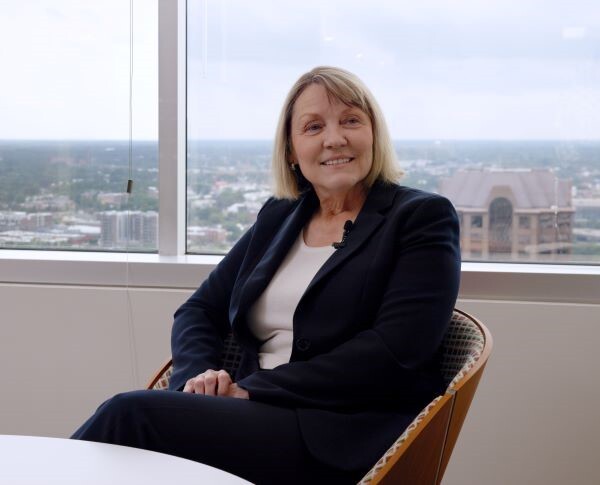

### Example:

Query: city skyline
xmin=1 ymin=139 xmax=599 ymax=261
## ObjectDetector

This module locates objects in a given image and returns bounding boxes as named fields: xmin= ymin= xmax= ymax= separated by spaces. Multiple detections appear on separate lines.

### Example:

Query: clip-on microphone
xmin=332 ymin=220 xmax=354 ymax=249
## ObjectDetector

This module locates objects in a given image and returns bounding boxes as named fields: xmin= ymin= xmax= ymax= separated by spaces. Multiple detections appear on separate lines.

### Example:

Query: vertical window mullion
xmin=158 ymin=0 xmax=186 ymax=256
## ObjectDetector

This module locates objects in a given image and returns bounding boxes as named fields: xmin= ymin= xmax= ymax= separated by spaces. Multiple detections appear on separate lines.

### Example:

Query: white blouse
xmin=247 ymin=231 xmax=335 ymax=369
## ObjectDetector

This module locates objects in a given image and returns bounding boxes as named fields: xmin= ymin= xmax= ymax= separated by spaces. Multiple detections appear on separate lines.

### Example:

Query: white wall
xmin=0 ymin=284 xmax=192 ymax=437
xmin=1 ymin=281 xmax=599 ymax=484
xmin=444 ymin=299 xmax=600 ymax=485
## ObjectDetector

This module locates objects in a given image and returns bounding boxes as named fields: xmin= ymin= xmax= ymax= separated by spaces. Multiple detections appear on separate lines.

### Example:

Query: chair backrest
xmin=358 ymin=309 xmax=492 ymax=484
xmin=146 ymin=309 xmax=492 ymax=485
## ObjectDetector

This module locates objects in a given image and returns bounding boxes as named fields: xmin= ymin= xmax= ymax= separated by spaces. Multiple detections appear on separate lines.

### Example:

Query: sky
xmin=1 ymin=0 xmax=599 ymax=140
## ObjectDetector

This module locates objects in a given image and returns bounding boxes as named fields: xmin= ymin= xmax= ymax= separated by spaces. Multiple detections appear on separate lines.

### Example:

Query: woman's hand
xmin=182 ymin=369 xmax=249 ymax=399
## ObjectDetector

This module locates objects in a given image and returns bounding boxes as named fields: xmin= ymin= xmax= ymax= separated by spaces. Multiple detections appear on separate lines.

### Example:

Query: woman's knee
xmin=101 ymin=390 xmax=148 ymax=416
xmin=88 ymin=391 xmax=140 ymax=425
xmin=73 ymin=390 xmax=155 ymax=444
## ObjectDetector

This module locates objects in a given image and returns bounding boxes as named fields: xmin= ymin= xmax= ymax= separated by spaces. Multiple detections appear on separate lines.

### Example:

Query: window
xmin=185 ymin=0 xmax=600 ymax=264
xmin=0 ymin=1 xmax=597 ymax=307
xmin=0 ymin=1 xmax=158 ymax=251
xmin=539 ymin=214 xmax=555 ymax=229
xmin=489 ymin=198 xmax=513 ymax=253
xmin=2 ymin=2 xmax=599 ymax=265
xmin=519 ymin=216 xmax=531 ymax=229
xmin=518 ymin=235 xmax=531 ymax=245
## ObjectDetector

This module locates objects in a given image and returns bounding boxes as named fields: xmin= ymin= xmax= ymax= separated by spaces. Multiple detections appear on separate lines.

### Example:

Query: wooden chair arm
xmin=145 ymin=357 xmax=173 ymax=390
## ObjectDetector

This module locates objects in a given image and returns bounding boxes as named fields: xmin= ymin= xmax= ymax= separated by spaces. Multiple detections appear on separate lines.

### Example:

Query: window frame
xmin=0 ymin=0 xmax=599 ymax=304
xmin=157 ymin=0 xmax=186 ymax=256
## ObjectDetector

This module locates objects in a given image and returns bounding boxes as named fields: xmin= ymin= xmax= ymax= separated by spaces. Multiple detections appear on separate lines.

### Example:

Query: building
xmin=0 ymin=211 xmax=27 ymax=231
xmin=438 ymin=169 xmax=574 ymax=259
xmin=20 ymin=212 xmax=54 ymax=231
xmin=187 ymin=225 xmax=228 ymax=245
xmin=98 ymin=210 xmax=158 ymax=249
xmin=99 ymin=211 xmax=129 ymax=248
xmin=136 ymin=210 xmax=158 ymax=248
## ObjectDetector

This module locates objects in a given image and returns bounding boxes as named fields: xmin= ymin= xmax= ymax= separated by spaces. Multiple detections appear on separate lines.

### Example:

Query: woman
xmin=72 ymin=66 xmax=461 ymax=484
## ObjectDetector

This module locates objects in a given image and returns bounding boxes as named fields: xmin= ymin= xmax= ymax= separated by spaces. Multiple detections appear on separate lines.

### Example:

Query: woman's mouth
xmin=320 ymin=157 xmax=353 ymax=166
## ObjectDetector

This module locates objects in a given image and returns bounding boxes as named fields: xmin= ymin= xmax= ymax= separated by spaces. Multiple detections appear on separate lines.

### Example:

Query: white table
xmin=0 ymin=435 xmax=252 ymax=484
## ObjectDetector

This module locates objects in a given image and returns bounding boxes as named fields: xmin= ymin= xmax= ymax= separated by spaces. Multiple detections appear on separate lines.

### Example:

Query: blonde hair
xmin=272 ymin=66 xmax=402 ymax=199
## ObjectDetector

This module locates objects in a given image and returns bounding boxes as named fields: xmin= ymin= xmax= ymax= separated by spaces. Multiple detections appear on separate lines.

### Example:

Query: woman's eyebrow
xmin=341 ymin=106 xmax=363 ymax=114
xmin=297 ymin=107 xmax=361 ymax=120
xmin=295 ymin=112 xmax=321 ymax=122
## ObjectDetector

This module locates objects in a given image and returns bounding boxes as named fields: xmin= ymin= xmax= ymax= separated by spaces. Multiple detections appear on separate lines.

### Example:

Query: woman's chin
xmin=313 ymin=178 xmax=365 ymax=198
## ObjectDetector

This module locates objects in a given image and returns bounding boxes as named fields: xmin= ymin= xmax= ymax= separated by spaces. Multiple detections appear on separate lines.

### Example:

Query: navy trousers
xmin=71 ymin=390 xmax=365 ymax=484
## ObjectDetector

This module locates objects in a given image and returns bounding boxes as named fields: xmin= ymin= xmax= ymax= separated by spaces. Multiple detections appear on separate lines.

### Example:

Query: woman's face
xmin=290 ymin=83 xmax=373 ymax=198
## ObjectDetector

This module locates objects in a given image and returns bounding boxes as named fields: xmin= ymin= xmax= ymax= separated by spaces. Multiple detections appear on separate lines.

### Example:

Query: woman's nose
xmin=323 ymin=125 xmax=348 ymax=149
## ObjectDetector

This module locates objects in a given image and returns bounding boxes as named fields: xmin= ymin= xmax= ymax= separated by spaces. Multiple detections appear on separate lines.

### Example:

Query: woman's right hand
xmin=183 ymin=369 xmax=235 ymax=396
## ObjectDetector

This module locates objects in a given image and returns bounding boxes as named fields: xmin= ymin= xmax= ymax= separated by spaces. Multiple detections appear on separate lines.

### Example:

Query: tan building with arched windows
xmin=438 ymin=169 xmax=574 ymax=260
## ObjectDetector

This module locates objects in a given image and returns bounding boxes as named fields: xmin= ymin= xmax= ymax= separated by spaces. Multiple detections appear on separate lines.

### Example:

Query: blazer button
xmin=296 ymin=338 xmax=311 ymax=352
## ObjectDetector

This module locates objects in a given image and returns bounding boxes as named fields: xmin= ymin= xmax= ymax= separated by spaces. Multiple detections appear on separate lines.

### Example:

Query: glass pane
xmin=0 ymin=1 xmax=158 ymax=251
xmin=186 ymin=0 xmax=600 ymax=263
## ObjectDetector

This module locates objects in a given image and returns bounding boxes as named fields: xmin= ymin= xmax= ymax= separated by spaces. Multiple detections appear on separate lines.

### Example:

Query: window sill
xmin=459 ymin=261 xmax=599 ymax=304
xmin=0 ymin=250 xmax=220 ymax=289
xmin=1 ymin=250 xmax=599 ymax=304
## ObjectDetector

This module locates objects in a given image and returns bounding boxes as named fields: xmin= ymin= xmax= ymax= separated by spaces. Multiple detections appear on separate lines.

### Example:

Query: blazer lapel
xmin=303 ymin=182 xmax=397 ymax=297
xmin=230 ymin=191 xmax=318 ymax=327
xmin=230 ymin=182 xmax=397 ymax=328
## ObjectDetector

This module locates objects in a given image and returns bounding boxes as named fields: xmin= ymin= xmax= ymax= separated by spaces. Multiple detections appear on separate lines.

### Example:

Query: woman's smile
xmin=320 ymin=157 xmax=354 ymax=166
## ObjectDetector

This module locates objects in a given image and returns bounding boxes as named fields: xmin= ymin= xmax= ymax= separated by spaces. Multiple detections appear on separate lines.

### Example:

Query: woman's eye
xmin=344 ymin=117 xmax=361 ymax=125
xmin=305 ymin=123 xmax=322 ymax=132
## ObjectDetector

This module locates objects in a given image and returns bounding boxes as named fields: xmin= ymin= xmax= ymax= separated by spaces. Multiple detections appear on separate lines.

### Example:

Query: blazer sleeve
xmin=167 ymin=222 xmax=256 ymax=391
xmin=236 ymin=195 xmax=461 ymax=410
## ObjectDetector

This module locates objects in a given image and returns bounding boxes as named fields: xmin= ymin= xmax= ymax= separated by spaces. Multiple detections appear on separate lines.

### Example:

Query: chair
xmin=146 ymin=309 xmax=492 ymax=485
xmin=357 ymin=308 xmax=492 ymax=484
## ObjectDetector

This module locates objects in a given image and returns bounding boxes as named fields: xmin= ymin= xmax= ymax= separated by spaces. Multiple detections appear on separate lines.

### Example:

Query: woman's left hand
xmin=183 ymin=369 xmax=249 ymax=399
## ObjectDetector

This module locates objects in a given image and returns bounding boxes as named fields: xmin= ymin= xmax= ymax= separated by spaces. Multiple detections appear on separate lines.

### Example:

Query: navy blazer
xmin=168 ymin=181 xmax=461 ymax=472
